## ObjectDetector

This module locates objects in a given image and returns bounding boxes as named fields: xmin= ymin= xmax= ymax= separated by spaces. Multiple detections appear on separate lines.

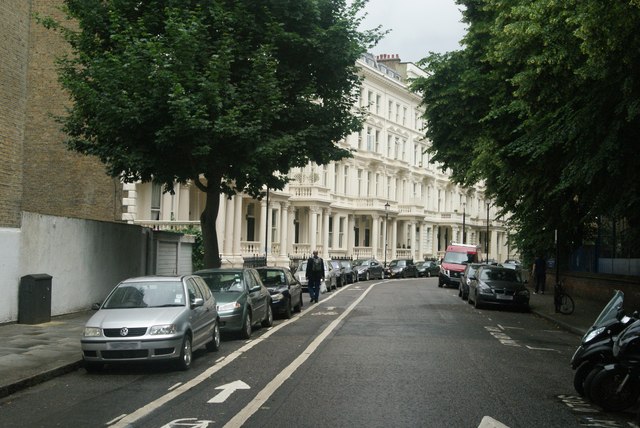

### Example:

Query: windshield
xmin=479 ymin=268 xmax=522 ymax=282
xmin=199 ymin=272 xmax=245 ymax=292
xmin=340 ymin=261 xmax=352 ymax=268
xmin=389 ymin=260 xmax=406 ymax=267
xmin=258 ymin=270 xmax=286 ymax=287
xmin=443 ymin=251 xmax=475 ymax=264
xmin=591 ymin=290 xmax=624 ymax=328
xmin=298 ymin=261 xmax=307 ymax=271
xmin=103 ymin=281 xmax=186 ymax=309
xmin=353 ymin=259 xmax=368 ymax=267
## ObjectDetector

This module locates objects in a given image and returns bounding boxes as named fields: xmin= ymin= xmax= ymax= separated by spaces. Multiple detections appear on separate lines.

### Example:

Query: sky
xmin=359 ymin=0 xmax=467 ymax=63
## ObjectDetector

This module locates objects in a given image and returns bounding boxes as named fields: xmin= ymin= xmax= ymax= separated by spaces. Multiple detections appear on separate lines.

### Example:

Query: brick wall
xmin=19 ymin=1 xmax=123 ymax=222
xmin=0 ymin=0 xmax=29 ymax=227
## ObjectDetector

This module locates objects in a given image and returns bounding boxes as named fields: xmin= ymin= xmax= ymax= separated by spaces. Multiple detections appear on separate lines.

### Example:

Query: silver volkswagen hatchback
xmin=81 ymin=275 xmax=220 ymax=371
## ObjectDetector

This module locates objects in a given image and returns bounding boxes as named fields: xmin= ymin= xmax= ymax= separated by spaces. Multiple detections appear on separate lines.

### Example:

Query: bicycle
xmin=554 ymin=280 xmax=575 ymax=315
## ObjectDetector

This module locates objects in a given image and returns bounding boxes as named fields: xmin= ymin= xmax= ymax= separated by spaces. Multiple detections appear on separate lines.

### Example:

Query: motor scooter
xmin=571 ymin=290 xmax=636 ymax=396
xmin=587 ymin=318 xmax=640 ymax=412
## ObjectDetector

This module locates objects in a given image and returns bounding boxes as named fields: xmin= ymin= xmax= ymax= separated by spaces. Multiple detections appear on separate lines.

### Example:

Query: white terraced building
xmin=122 ymin=53 xmax=512 ymax=267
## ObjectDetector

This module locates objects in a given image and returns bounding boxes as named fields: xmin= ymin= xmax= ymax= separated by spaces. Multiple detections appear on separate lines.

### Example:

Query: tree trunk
xmin=201 ymin=186 xmax=222 ymax=268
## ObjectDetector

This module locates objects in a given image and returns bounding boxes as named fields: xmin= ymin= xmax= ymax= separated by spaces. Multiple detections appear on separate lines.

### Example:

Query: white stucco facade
xmin=123 ymin=54 xmax=511 ymax=266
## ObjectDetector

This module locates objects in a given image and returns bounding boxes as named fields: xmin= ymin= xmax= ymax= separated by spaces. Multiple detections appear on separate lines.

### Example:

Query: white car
xmin=294 ymin=259 xmax=337 ymax=294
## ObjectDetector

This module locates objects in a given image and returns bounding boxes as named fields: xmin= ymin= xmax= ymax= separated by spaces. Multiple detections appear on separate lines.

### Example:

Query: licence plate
xmin=497 ymin=294 xmax=514 ymax=300
xmin=108 ymin=342 xmax=141 ymax=350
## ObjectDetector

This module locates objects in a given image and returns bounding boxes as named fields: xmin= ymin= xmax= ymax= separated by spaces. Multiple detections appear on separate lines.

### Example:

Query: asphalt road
xmin=0 ymin=278 xmax=636 ymax=428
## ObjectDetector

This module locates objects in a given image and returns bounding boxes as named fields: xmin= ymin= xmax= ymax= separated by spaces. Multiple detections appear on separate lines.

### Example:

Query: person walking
xmin=531 ymin=254 xmax=547 ymax=294
xmin=305 ymin=250 xmax=324 ymax=303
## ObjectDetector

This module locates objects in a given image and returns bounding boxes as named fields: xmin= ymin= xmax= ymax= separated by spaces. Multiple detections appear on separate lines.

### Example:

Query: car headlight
xmin=584 ymin=326 xmax=606 ymax=343
xmin=479 ymin=283 xmax=494 ymax=295
xmin=83 ymin=327 xmax=102 ymax=337
xmin=271 ymin=293 xmax=284 ymax=303
xmin=444 ymin=269 xmax=450 ymax=276
xmin=149 ymin=324 xmax=177 ymax=335
xmin=218 ymin=302 xmax=242 ymax=312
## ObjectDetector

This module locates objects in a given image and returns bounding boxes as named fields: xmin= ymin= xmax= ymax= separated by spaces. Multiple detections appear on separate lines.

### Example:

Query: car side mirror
xmin=470 ymin=275 xmax=477 ymax=280
xmin=91 ymin=302 xmax=101 ymax=310
xmin=191 ymin=297 xmax=204 ymax=308
xmin=250 ymin=285 xmax=262 ymax=292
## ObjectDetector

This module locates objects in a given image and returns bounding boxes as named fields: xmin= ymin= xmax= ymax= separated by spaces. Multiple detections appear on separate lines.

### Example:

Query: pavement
xmin=0 ymin=287 xmax=610 ymax=399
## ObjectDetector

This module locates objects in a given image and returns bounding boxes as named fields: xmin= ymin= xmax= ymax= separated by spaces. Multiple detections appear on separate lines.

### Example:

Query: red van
xmin=438 ymin=243 xmax=482 ymax=288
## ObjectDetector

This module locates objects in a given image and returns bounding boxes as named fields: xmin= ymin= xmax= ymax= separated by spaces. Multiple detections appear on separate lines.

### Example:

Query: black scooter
xmin=571 ymin=290 xmax=636 ymax=396
xmin=587 ymin=318 xmax=640 ymax=412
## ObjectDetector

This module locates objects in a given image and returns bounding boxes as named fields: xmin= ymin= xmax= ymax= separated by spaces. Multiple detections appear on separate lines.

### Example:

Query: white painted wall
xmin=0 ymin=228 xmax=22 ymax=323
xmin=0 ymin=212 xmax=152 ymax=323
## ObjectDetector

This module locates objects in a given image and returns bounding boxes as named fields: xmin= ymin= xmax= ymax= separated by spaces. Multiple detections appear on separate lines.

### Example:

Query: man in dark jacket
xmin=305 ymin=250 xmax=324 ymax=303
xmin=532 ymin=254 xmax=547 ymax=294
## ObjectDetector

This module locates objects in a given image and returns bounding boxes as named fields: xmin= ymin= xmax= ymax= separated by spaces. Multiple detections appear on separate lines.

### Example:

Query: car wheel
xmin=427 ymin=271 xmax=431 ymax=278
xmin=240 ymin=311 xmax=252 ymax=339
xmin=175 ymin=334 xmax=193 ymax=371
xmin=283 ymin=299 xmax=293 ymax=319
xmin=294 ymin=295 xmax=302 ymax=312
xmin=366 ymin=271 xmax=370 ymax=281
xmin=261 ymin=303 xmax=273 ymax=327
xmin=206 ymin=320 xmax=221 ymax=352
xmin=458 ymin=287 xmax=462 ymax=297
xmin=438 ymin=279 xmax=443 ymax=288
xmin=589 ymin=366 xmax=640 ymax=411
xmin=473 ymin=293 xmax=483 ymax=309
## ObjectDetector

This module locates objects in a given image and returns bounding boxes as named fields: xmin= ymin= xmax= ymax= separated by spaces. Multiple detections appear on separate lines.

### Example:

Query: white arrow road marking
xmin=108 ymin=281 xmax=360 ymax=428
xmin=224 ymin=281 xmax=382 ymax=428
xmin=478 ymin=416 xmax=510 ymax=428
xmin=208 ymin=380 xmax=250 ymax=403
xmin=526 ymin=345 xmax=560 ymax=352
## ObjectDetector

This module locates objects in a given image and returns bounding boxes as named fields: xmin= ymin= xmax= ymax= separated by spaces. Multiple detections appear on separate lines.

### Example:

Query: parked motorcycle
xmin=571 ymin=290 xmax=636 ymax=396
xmin=587 ymin=318 xmax=640 ymax=412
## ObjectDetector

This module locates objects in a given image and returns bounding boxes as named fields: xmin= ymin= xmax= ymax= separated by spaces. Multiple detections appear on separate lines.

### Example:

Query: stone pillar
xmin=391 ymin=218 xmax=398 ymax=260
xmin=331 ymin=211 xmax=340 ymax=251
xmin=409 ymin=221 xmax=417 ymax=260
xmin=259 ymin=199 xmax=267 ymax=256
xmin=322 ymin=208 xmax=330 ymax=258
xmin=371 ymin=214 xmax=380 ymax=260
xmin=217 ymin=195 xmax=227 ymax=255
xmin=223 ymin=195 xmax=234 ymax=255
xmin=309 ymin=207 xmax=318 ymax=252
xmin=280 ymin=202 xmax=289 ymax=257
xmin=233 ymin=195 xmax=242 ymax=256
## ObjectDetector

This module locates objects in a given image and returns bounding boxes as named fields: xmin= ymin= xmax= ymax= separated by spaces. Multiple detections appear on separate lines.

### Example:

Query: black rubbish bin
xmin=18 ymin=274 xmax=52 ymax=324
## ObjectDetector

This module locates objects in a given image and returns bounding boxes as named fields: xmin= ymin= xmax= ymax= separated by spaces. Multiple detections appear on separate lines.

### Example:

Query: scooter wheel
xmin=583 ymin=365 xmax=605 ymax=403
xmin=574 ymin=361 xmax=594 ymax=397
xmin=589 ymin=366 xmax=640 ymax=412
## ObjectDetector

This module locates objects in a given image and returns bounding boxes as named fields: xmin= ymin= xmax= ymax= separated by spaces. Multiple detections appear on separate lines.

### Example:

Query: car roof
xmin=122 ymin=275 xmax=188 ymax=282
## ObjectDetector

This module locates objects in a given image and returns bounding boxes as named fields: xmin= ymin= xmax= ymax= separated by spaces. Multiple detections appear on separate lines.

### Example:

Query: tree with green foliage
xmin=412 ymin=0 xmax=640 ymax=262
xmin=42 ymin=0 xmax=382 ymax=268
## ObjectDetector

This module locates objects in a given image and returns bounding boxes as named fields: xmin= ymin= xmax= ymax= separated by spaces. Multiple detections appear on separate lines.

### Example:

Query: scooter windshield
xmin=591 ymin=290 xmax=624 ymax=329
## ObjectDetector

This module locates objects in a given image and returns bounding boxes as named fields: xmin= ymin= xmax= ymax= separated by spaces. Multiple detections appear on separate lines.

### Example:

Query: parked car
xmin=459 ymin=263 xmax=483 ymax=300
xmin=353 ymin=258 xmax=384 ymax=281
xmin=81 ymin=275 xmax=220 ymax=372
xmin=501 ymin=259 xmax=522 ymax=270
xmin=293 ymin=259 xmax=337 ymax=294
xmin=416 ymin=260 xmax=440 ymax=278
xmin=385 ymin=258 xmax=418 ymax=278
xmin=329 ymin=260 xmax=347 ymax=287
xmin=467 ymin=265 xmax=530 ymax=311
xmin=340 ymin=260 xmax=358 ymax=284
xmin=255 ymin=267 xmax=303 ymax=319
xmin=195 ymin=268 xmax=273 ymax=339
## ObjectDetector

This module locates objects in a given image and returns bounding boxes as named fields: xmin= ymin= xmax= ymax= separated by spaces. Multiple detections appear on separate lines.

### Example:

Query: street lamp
xmin=485 ymin=201 xmax=490 ymax=261
xmin=462 ymin=201 xmax=466 ymax=244
xmin=384 ymin=202 xmax=390 ymax=268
